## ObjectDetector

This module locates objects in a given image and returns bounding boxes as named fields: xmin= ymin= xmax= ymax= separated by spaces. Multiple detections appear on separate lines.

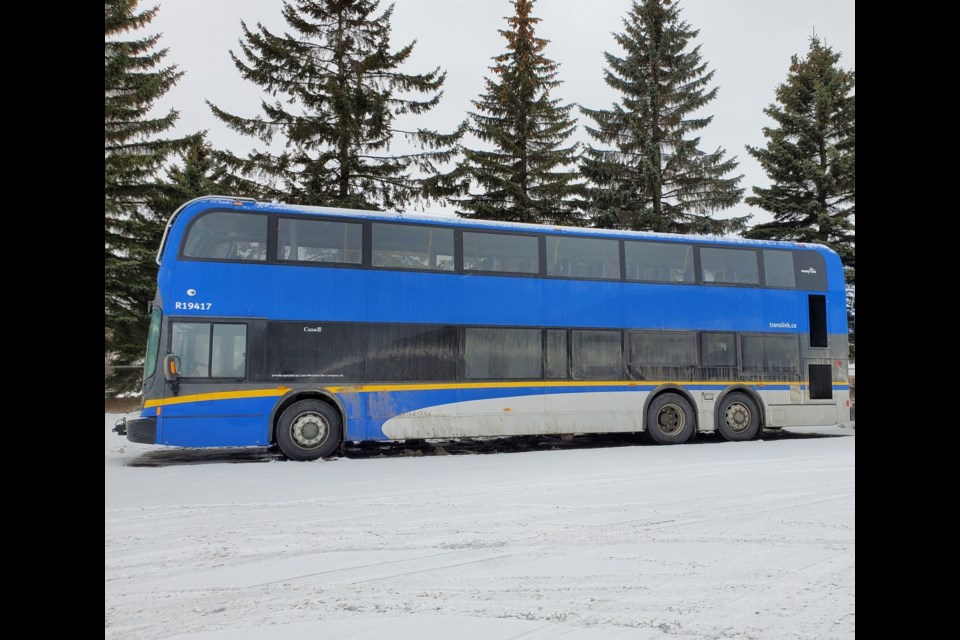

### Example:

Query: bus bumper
xmin=123 ymin=417 xmax=157 ymax=444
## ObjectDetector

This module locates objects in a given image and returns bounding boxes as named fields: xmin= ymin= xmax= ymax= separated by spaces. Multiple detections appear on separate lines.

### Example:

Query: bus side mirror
xmin=163 ymin=354 xmax=181 ymax=396
xmin=163 ymin=353 xmax=180 ymax=382
xmin=164 ymin=354 xmax=181 ymax=382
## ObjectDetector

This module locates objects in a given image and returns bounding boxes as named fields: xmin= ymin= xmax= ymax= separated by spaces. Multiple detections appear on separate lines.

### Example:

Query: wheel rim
xmin=291 ymin=412 xmax=329 ymax=449
xmin=656 ymin=403 xmax=685 ymax=436
xmin=724 ymin=402 xmax=752 ymax=433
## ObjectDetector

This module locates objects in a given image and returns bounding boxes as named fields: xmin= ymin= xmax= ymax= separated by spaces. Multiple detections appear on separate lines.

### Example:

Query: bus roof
xmin=159 ymin=195 xmax=832 ymax=265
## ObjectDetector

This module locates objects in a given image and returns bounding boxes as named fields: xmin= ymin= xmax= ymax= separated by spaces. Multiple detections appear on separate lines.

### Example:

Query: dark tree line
xmin=105 ymin=0 xmax=855 ymax=362
xmin=105 ymin=0 xmax=194 ymax=360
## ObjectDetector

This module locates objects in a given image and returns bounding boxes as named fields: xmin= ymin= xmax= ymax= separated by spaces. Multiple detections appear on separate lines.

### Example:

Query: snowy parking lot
xmin=105 ymin=414 xmax=854 ymax=639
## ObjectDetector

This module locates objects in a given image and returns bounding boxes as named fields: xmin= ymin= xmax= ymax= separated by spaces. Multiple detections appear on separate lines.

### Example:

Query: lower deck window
xmin=464 ymin=328 xmax=542 ymax=379
xmin=366 ymin=324 xmax=457 ymax=381
xmin=571 ymin=330 xmax=622 ymax=380
xmin=701 ymin=333 xmax=736 ymax=367
xmin=170 ymin=322 xmax=247 ymax=378
xmin=216 ymin=321 xmax=814 ymax=386
xmin=740 ymin=334 xmax=800 ymax=374
xmin=546 ymin=329 xmax=568 ymax=379
xmin=629 ymin=331 xmax=697 ymax=366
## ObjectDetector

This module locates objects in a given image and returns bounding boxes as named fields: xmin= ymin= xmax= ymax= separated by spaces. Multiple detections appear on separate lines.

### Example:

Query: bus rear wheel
xmin=276 ymin=399 xmax=342 ymax=461
xmin=717 ymin=392 xmax=761 ymax=441
xmin=646 ymin=393 xmax=695 ymax=444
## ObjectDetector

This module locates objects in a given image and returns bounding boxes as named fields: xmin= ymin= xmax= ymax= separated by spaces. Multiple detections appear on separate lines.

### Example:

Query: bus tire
xmin=717 ymin=392 xmax=761 ymax=441
xmin=646 ymin=393 xmax=695 ymax=444
xmin=275 ymin=399 xmax=342 ymax=461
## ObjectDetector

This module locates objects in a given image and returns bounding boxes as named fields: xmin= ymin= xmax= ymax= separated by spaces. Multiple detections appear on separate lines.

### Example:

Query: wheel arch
xmin=268 ymin=387 xmax=347 ymax=444
xmin=640 ymin=384 xmax=700 ymax=433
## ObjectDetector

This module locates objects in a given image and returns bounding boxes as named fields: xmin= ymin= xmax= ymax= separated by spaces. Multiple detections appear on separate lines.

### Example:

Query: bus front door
xmin=158 ymin=320 xmax=266 ymax=447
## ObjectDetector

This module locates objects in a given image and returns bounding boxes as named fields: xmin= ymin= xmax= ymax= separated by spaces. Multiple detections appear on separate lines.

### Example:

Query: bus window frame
xmin=274 ymin=214 xmax=366 ymax=269
xmin=177 ymin=209 xmax=271 ymax=265
xmin=460 ymin=229 xmax=544 ymax=278
xmin=174 ymin=209 xmax=833 ymax=296
xmin=697 ymin=245 xmax=764 ymax=288
xmin=167 ymin=317 xmax=250 ymax=383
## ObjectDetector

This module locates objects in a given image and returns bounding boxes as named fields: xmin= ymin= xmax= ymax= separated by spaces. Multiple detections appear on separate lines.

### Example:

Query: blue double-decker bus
xmin=117 ymin=195 xmax=851 ymax=460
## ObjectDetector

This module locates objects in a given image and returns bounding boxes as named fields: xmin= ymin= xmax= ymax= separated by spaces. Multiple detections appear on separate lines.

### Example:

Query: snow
xmin=105 ymin=414 xmax=854 ymax=639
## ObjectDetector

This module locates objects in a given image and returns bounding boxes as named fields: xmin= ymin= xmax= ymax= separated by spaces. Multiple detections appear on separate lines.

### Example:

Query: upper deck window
xmin=182 ymin=211 xmax=267 ymax=261
xmin=624 ymin=241 xmax=694 ymax=283
xmin=463 ymin=231 xmax=540 ymax=275
xmin=546 ymin=236 xmax=620 ymax=280
xmin=279 ymin=218 xmax=362 ymax=264
xmin=763 ymin=250 xmax=796 ymax=288
xmin=372 ymin=223 xmax=454 ymax=271
xmin=700 ymin=247 xmax=760 ymax=285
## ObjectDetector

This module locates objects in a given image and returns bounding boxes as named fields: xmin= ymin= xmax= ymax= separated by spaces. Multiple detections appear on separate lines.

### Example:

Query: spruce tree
xmin=208 ymin=0 xmax=463 ymax=210
xmin=745 ymin=37 xmax=855 ymax=279
xmin=147 ymin=134 xmax=243 ymax=220
xmin=744 ymin=37 xmax=855 ymax=358
xmin=456 ymin=0 xmax=582 ymax=225
xmin=580 ymin=0 xmax=745 ymax=234
xmin=105 ymin=0 xmax=192 ymax=361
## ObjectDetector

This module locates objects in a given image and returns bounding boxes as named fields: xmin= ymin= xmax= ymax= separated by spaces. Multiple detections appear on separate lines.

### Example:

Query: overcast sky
xmin=148 ymin=0 xmax=855 ymax=225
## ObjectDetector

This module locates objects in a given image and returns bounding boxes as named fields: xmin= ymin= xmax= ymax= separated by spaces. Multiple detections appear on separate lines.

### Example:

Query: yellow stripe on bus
xmin=143 ymin=379 xmax=848 ymax=408
xmin=144 ymin=388 xmax=288 ymax=408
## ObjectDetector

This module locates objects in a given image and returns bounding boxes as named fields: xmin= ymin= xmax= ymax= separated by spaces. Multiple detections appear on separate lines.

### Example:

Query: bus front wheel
xmin=717 ymin=392 xmax=761 ymax=441
xmin=646 ymin=393 xmax=695 ymax=444
xmin=276 ymin=399 xmax=342 ymax=461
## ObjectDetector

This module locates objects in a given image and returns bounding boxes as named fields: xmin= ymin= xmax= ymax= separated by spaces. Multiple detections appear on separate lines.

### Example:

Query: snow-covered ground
xmin=105 ymin=413 xmax=854 ymax=639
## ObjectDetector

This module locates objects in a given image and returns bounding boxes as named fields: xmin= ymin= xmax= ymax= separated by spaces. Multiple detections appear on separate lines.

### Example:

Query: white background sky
xmin=148 ymin=0 xmax=855 ymax=225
